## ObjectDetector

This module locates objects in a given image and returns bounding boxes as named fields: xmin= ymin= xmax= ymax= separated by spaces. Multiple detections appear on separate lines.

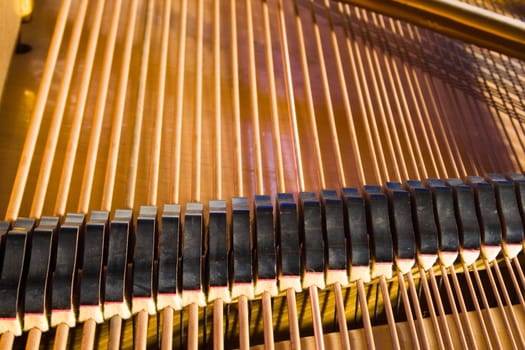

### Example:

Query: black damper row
xmin=0 ymin=174 xmax=523 ymax=335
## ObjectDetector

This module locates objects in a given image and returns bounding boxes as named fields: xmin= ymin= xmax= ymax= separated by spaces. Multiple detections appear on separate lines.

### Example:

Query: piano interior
xmin=0 ymin=0 xmax=525 ymax=348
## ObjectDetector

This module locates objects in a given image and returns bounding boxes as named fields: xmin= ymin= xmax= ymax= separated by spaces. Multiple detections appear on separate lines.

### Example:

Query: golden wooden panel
xmin=1 ymin=0 xmax=525 ymax=220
